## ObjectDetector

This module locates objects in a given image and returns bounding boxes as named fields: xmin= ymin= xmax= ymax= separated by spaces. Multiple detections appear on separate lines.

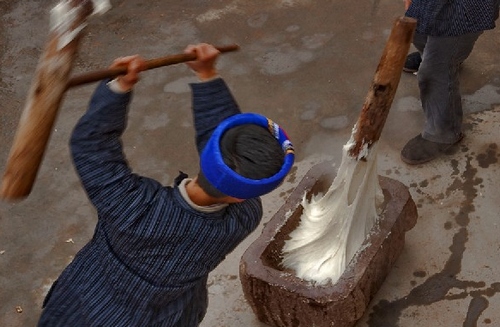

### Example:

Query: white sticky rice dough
xmin=282 ymin=133 xmax=383 ymax=285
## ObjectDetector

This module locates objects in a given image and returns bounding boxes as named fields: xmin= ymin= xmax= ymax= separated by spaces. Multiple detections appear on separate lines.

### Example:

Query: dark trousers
xmin=413 ymin=31 xmax=482 ymax=144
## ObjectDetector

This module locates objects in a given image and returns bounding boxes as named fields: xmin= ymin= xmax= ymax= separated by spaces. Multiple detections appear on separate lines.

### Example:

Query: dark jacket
xmin=38 ymin=78 xmax=262 ymax=326
xmin=406 ymin=0 xmax=500 ymax=36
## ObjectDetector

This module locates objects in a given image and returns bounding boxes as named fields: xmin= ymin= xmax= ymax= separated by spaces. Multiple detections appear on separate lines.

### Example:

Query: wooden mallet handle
xmin=66 ymin=44 xmax=240 ymax=88
xmin=348 ymin=16 xmax=416 ymax=159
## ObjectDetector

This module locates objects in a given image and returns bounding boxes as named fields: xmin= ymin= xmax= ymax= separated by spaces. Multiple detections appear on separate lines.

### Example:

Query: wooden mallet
xmin=0 ymin=0 xmax=239 ymax=201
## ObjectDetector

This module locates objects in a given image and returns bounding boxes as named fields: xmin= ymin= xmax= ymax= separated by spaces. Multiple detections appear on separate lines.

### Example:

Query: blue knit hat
xmin=200 ymin=113 xmax=294 ymax=199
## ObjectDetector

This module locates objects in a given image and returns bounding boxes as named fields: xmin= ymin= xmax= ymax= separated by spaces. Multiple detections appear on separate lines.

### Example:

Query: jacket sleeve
xmin=70 ymin=80 xmax=157 ymax=220
xmin=189 ymin=78 xmax=241 ymax=154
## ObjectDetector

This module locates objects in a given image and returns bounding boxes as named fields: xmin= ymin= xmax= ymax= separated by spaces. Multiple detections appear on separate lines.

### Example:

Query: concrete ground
xmin=1 ymin=0 xmax=499 ymax=326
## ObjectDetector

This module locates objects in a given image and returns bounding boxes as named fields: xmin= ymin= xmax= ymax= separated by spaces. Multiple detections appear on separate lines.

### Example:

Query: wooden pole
xmin=348 ymin=16 xmax=417 ymax=159
xmin=66 ymin=44 xmax=240 ymax=88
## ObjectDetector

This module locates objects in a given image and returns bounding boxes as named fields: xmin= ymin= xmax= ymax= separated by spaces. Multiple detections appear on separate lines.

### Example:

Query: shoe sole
xmin=400 ymin=153 xmax=434 ymax=165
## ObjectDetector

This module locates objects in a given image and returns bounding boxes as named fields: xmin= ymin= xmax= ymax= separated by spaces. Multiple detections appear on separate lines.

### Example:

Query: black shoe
xmin=400 ymin=133 xmax=464 ymax=165
xmin=403 ymin=52 xmax=422 ymax=73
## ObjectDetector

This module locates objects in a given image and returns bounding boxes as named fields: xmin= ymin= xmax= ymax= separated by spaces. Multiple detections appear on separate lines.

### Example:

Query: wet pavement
xmin=1 ymin=1 xmax=499 ymax=326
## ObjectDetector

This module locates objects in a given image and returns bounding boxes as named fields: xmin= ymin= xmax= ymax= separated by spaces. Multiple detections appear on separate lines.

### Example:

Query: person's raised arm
xmin=185 ymin=43 xmax=241 ymax=153
xmin=70 ymin=56 xmax=149 ymax=214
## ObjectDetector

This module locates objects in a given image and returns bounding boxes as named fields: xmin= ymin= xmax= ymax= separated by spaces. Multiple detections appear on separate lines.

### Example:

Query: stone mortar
xmin=240 ymin=161 xmax=418 ymax=327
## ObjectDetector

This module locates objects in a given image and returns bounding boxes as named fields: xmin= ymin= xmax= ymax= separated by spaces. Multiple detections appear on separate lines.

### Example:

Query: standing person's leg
xmin=419 ymin=32 xmax=481 ymax=143
xmin=401 ymin=32 xmax=482 ymax=165
xmin=412 ymin=33 xmax=427 ymax=54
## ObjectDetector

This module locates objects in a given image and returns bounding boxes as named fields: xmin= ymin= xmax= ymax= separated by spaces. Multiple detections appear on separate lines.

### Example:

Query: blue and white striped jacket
xmin=406 ymin=0 xmax=499 ymax=36
xmin=38 ymin=78 xmax=263 ymax=326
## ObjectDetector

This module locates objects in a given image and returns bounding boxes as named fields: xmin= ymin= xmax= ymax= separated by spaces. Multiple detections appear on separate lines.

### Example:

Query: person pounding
xmin=38 ymin=43 xmax=294 ymax=327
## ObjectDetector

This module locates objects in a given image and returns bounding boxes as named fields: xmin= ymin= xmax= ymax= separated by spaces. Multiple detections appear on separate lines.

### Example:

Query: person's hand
xmin=184 ymin=43 xmax=220 ymax=81
xmin=110 ymin=55 xmax=146 ymax=92
xmin=404 ymin=0 xmax=411 ymax=10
